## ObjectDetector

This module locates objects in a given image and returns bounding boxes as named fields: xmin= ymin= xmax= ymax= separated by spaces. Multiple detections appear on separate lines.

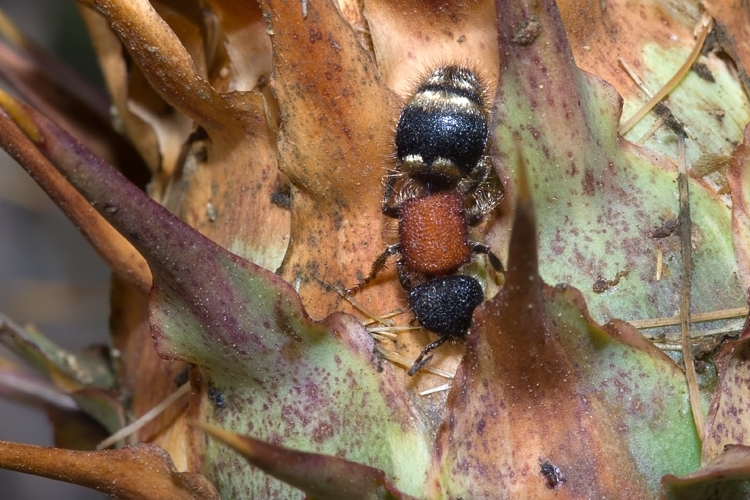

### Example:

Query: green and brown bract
xmin=0 ymin=0 xmax=750 ymax=499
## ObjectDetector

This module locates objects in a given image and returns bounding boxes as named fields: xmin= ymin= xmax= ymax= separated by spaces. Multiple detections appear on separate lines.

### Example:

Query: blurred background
xmin=0 ymin=1 xmax=111 ymax=498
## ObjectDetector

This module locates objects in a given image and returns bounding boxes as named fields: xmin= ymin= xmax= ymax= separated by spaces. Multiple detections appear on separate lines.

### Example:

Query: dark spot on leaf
xmin=193 ymin=146 xmax=208 ymax=163
xmin=691 ymin=62 xmax=715 ymax=82
xmin=187 ymin=126 xmax=208 ymax=144
xmin=312 ymin=422 xmax=334 ymax=443
xmin=174 ymin=365 xmax=189 ymax=386
xmin=308 ymin=29 xmax=323 ymax=43
xmin=271 ymin=185 xmax=291 ymax=209
xmin=651 ymin=219 xmax=678 ymax=238
xmin=582 ymin=169 xmax=595 ymax=195
xmin=477 ymin=419 xmax=486 ymax=435
xmin=593 ymin=270 xmax=628 ymax=293
xmin=654 ymin=103 xmax=687 ymax=138
xmin=592 ymin=279 xmax=608 ymax=293
xmin=513 ymin=17 xmax=542 ymax=45
xmin=539 ymin=459 xmax=566 ymax=488
xmin=208 ymin=386 xmax=227 ymax=408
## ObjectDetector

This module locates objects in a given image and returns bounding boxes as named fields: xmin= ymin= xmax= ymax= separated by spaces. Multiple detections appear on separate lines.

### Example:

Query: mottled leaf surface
xmin=2 ymin=0 xmax=749 ymax=498
xmin=428 ymin=153 xmax=700 ymax=498
xmin=366 ymin=0 xmax=498 ymax=98
xmin=703 ymin=315 xmax=750 ymax=463
xmin=487 ymin=0 xmax=746 ymax=331
xmin=260 ymin=0 xmax=398 ymax=320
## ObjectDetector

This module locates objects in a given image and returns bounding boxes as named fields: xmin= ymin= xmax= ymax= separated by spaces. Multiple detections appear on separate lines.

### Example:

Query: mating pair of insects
xmin=346 ymin=65 xmax=504 ymax=376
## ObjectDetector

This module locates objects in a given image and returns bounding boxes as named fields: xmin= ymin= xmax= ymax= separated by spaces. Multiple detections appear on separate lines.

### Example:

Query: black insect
xmin=207 ymin=386 xmax=227 ymax=408
xmin=348 ymin=66 xmax=504 ymax=375
xmin=540 ymin=459 xmax=566 ymax=489
xmin=406 ymin=275 xmax=484 ymax=375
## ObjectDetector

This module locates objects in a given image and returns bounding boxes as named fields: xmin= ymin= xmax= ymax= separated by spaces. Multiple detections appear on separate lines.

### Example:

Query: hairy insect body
xmin=349 ymin=65 xmax=504 ymax=375
xmin=408 ymin=275 xmax=484 ymax=337
xmin=396 ymin=90 xmax=487 ymax=186
xmin=390 ymin=66 xmax=492 ymax=198
xmin=406 ymin=275 xmax=485 ymax=375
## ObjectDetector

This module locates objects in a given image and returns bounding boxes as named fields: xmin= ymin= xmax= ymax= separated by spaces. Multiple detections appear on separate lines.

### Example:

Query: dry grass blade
xmin=690 ymin=154 xmax=731 ymax=178
xmin=677 ymin=134 xmax=705 ymax=442
xmin=619 ymin=12 xmax=713 ymax=135
xmin=375 ymin=346 xmax=454 ymax=379
xmin=419 ymin=384 xmax=451 ymax=396
xmin=96 ymin=382 xmax=190 ymax=450
xmin=629 ymin=307 xmax=749 ymax=329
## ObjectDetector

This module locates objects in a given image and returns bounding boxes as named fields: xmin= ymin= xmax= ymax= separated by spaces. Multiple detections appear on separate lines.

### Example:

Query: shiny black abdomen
xmin=396 ymin=104 xmax=488 ymax=178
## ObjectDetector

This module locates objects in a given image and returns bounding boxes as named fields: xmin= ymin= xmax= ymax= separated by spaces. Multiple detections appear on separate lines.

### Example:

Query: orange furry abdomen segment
xmin=399 ymin=191 xmax=470 ymax=275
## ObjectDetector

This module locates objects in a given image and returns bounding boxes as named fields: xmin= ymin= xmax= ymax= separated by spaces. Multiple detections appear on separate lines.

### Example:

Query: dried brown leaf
xmin=261 ymin=0 xmax=397 ymax=318
xmin=366 ymin=0 xmax=498 ymax=97
xmin=0 ymin=440 xmax=218 ymax=500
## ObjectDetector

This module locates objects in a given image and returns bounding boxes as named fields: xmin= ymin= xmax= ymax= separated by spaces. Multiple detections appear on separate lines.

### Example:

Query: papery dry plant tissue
xmin=2 ymin=0 xmax=750 ymax=498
